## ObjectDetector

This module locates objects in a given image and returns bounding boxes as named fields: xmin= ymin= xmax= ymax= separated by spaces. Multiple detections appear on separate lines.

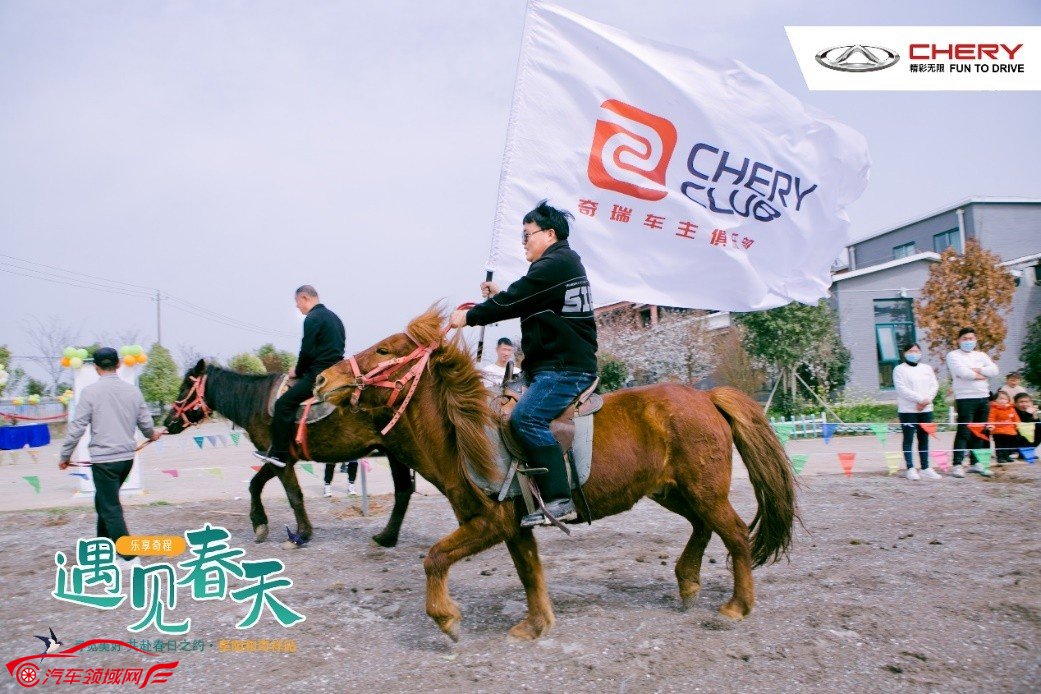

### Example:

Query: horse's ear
xmin=192 ymin=359 xmax=206 ymax=374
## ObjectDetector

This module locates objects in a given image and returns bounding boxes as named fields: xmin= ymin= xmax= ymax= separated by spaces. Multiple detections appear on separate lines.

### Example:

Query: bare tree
xmin=597 ymin=309 xmax=717 ymax=386
xmin=22 ymin=316 xmax=79 ymax=391
xmin=177 ymin=343 xmax=205 ymax=371
xmin=96 ymin=329 xmax=143 ymax=349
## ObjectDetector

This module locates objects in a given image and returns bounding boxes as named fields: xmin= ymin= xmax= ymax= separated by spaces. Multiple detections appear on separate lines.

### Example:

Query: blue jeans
xmin=510 ymin=370 xmax=597 ymax=453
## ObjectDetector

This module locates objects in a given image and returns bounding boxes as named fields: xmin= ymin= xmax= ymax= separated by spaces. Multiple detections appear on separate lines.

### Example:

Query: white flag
xmin=489 ymin=2 xmax=870 ymax=311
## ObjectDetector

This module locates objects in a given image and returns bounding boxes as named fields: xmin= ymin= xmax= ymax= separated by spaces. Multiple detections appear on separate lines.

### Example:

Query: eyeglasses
xmin=522 ymin=229 xmax=549 ymax=244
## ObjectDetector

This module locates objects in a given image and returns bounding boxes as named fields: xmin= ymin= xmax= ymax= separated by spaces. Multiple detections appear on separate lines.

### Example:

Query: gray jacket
xmin=60 ymin=374 xmax=155 ymax=464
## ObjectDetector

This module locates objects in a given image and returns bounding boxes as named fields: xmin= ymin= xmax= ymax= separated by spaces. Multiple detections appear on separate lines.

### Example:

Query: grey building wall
xmin=836 ymin=200 xmax=1041 ymax=400
xmin=832 ymin=258 xmax=938 ymax=400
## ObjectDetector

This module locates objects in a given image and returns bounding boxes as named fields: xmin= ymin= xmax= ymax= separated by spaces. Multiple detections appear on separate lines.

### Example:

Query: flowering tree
xmin=596 ymin=309 xmax=716 ymax=386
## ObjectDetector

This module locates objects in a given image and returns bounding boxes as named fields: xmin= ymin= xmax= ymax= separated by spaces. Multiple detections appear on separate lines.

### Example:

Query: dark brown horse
xmin=314 ymin=307 xmax=797 ymax=641
xmin=162 ymin=360 xmax=415 ymax=548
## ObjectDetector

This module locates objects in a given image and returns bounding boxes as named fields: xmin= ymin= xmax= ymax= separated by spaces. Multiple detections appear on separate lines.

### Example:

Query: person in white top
xmin=893 ymin=343 xmax=940 ymax=480
xmin=479 ymin=337 xmax=522 ymax=390
xmin=945 ymin=326 xmax=999 ymax=478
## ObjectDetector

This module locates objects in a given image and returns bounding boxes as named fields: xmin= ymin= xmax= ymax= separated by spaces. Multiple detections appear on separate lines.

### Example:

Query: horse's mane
xmin=205 ymin=364 xmax=281 ymax=428
xmin=407 ymin=307 xmax=500 ymax=491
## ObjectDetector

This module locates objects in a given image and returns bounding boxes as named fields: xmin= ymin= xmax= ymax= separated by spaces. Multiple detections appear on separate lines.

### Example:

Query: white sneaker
xmin=951 ymin=465 xmax=965 ymax=478
xmin=347 ymin=483 xmax=358 ymax=496
xmin=967 ymin=463 xmax=993 ymax=478
xmin=113 ymin=556 xmax=142 ymax=573
xmin=920 ymin=467 xmax=942 ymax=480
xmin=905 ymin=468 xmax=920 ymax=481
xmin=323 ymin=484 xmax=333 ymax=498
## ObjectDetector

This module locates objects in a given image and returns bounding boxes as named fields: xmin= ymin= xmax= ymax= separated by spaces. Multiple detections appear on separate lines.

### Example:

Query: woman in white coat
xmin=893 ymin=343 xmax=941 ymax=480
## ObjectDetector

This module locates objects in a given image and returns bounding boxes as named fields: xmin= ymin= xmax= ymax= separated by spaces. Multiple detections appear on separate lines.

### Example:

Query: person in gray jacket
xmin=59 ymin=347 xmax=161 ymax=569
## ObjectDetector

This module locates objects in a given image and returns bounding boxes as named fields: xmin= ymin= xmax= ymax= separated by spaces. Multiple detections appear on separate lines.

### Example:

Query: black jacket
xmin=466 ymin=241 xmax=597 ymax=375
xmin=295 ymin=304 xmax=346 ymax=378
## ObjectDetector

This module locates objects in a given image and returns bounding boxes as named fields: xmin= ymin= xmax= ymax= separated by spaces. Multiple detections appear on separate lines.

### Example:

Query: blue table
xmin=0 ymin=423 xmax=51 ymax=450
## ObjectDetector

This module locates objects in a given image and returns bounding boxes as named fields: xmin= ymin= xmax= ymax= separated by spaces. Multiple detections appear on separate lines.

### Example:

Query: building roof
xmin=849 ymin=196 xmax=1041 ymax=245
xmin=831 ymin=251 xmax=940 ymax=282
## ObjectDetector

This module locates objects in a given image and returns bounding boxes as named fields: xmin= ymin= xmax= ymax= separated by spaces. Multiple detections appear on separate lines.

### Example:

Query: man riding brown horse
xmin=450 ymin=200 xmax=597 ymax=528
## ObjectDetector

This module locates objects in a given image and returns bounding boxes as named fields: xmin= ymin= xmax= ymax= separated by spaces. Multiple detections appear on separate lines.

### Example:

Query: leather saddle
xmin=490 ymin=374 xmax=603 ymax=463
xmin=267 ymin=375 xmax=337 ymax=424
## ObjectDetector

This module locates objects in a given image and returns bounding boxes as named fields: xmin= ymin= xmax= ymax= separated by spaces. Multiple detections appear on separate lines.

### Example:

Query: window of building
xmin=933 ymin=228 xmax=962 ymax=254
xmin=874 ymin=298 xmax=916 ymax=389
xmin=893 ymin=242 xmax=916 ymax=259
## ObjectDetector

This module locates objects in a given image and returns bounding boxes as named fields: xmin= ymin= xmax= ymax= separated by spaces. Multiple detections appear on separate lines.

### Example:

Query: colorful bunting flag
xmin=884 ymin=452 xmax=902 ymax=476
xmin=838 ymin=452 xmax=855 ymax=478
xmin=790 ymin=454 xmax=808 ymax=475
xmin=230 ymin=433 xmax=241 ymax=446
xmin=23 ymin=475 xmax=40 ymax=494
xmin=773 ymin=422 xmax=794 ymax=444
xmin=1017 ymin=423 xmax=1035 ymax=443
xmin=973 ymin=449 xmax=992 ymax=473
xmin=1019 ymin=447 xmax=1038 ymax=463
xmin=250 ymin=465 xmax=262 ymax=472
xmin=300 ymin=462 xmax=314 ymax=476
xmin=822 ymin=423 xmax=838 ymax=443
xmin=206 ymin=435 xmax=218 ymax=448
xmin=193 ymin=436 xmax=205 ymax=449
xmin=218 ymin=434 xmax=229 ymax=447
xmin=69 ymin=472 xmax=89 ymax=480
xmin=967 ymin=423 xmax=990 ymax=442
xmin=207 ymin=467 xmax=223 ymax=479
xmin=27 ymin=449 xmax=40 ymax=463
xmin=161 ymin=469 xmax=179 ymax=478
xmin=920 ymin=422 xmax=938 ymax=437
xmin=360 ymin=458 xmax=372 ymax=473
xmin=869 ymin=423 xmax=888 ymax=445
xmin=930 ymin=449 xmax=950 ymax=473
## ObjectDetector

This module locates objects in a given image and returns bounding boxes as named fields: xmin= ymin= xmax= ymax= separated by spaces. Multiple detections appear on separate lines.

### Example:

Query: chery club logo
xmin=586 ymin=99 xmax=818 ymax=222
xmin=587 ymin=99 xmax=677 ymax=201
xmin=815 ymin=44 xmax=900 ymax=72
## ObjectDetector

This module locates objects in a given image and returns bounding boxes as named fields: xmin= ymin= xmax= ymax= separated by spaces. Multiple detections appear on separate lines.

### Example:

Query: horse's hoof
xmin=254 ymin=525 xmax=268 ymax=543
xmin=372 ymin=532 xmax=398 ymax=548
xmin=680 ymin=594 xmax=699 ymax=612
xmin=434 ymin=616 xmax=460 ymax=642
xmin=718 ymin=601 xmax=751 ymax=620
xmin=507 ymin=617 xmax=549 ymax=641
xmin=281 ymin=540 xmax=303 ymax=550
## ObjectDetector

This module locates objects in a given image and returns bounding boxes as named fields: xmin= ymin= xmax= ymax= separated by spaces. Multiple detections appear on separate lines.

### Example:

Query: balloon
xmin=28 ymin=394 xmax=40 ymax=405
xmin=61 ymin=357 xmax=71 ymax=367
xmin=12 ymin=397 xmax=24 ymax=406
xmin=118 ymin=346 xmax=128 ymax=356
xmin=77 ymin=348 xmax=89 ymax=360
xmin=135 ymin=353 xmax=148 ymax=364
xmin=69 ymin=356 xmax=84 ymax=369
xmin=63 ymin=347 xmax=75 ymax=358
xmin=131 ymin=345 xmax=143 ymax=356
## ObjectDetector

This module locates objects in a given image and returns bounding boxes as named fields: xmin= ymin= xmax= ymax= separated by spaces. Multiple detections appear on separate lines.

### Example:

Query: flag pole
xmin=475 ymin=270 xmax=494 ymax=362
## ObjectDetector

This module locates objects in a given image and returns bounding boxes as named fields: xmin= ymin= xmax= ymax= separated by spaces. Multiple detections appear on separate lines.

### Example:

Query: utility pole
xmin=155 ymin=290 xmax=163 ymax=346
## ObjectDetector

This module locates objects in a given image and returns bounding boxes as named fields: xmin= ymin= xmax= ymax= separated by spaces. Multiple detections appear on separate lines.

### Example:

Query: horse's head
xmin=163 ymin=359 xmax=212 ymax=434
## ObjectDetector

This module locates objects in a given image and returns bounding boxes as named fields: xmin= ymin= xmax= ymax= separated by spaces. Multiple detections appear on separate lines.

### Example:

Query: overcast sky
xmin=2 ymin=0 xmax=1039 ymax=378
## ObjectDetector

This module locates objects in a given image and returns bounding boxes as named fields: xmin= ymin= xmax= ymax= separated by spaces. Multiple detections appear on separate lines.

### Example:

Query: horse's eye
xmin=376 ymin=347 xmax=390 ymax=356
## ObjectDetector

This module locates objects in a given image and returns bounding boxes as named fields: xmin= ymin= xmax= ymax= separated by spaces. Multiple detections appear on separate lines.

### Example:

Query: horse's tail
xmin=709 ymin=387 xmax=798 ymax=568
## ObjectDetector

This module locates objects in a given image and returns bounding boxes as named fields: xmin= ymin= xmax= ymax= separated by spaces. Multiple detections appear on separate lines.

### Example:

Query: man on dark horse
xmin=254 ymin=285 xmax=345 ymax=467
xmin=450 ymin=200 xmax=598 ymax=527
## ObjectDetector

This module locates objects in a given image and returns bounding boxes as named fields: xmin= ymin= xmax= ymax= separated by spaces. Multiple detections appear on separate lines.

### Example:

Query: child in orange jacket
xmin=987 ymin=391 xmax=1021 ymax=463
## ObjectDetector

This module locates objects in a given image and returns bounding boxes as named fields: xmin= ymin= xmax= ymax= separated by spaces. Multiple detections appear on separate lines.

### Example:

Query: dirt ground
xmin=1 ymin=465 xmax=1039 ymax=693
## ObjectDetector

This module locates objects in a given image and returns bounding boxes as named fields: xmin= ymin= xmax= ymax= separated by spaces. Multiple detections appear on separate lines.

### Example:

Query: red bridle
xmin=169 ymin=374 xmax=212 ymax=429
xmin=330 ymin=305 xmax=474 ymax=436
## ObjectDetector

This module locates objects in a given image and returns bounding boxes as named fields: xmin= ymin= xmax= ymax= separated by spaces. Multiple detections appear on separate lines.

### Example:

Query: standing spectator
xmin=479 ymin=337 xmax=522 ymax=390
xmin=893 ymin=343 xmax=940 ymax=480
xmin=946 ymin=326 xmax=999 ymax=478
xmin=987 ymin=391 xmax=1021 ymax=463
xmin=58 ymin=348 xmax=161 ymax=571
xmin=323 ymin=461 xmax=359 ymax=497
xmin=997 ymin=372 xmax=1028 ymax=401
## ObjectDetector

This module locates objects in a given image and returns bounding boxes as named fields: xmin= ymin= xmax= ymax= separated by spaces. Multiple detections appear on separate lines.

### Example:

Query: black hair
xmin=1014 ymin=392 xmax=1033 ymax=403
xmin=523 ymin=200 xmax=574 ymax=241
xmin=496 ymin=337 xmax=513 ymax=347
xmin=295 ymin=285 xmax=318 ymax=298
xmin=1007 ymin=372 xmax=1021 ymax=379
xmin=901 ymin=342 xmax=920 ymax=353
xmin=957 ymin=327 xmax=976 ymax=338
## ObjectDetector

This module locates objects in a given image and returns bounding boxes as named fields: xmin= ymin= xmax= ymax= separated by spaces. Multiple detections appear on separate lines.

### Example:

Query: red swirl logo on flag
xmin=587 ymin=99 xmax=677 ymax=201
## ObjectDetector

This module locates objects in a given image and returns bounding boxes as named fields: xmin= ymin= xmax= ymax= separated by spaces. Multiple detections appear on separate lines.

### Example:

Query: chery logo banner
xmin=587 ymin=100 xmax=677 ymax=201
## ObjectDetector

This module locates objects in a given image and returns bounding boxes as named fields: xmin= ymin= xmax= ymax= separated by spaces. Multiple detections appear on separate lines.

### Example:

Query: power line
xmin=0 ymin=252 xmax=157 ymax=293
xmin=0 ymin=265 xmax=154 ymax=299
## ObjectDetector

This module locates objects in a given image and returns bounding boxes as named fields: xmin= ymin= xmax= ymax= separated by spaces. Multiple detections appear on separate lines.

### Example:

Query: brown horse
xmin=313 ymin=307 xmax=797 ymax=641
xmin=162 ymin=360 xmax=416 ymax=548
